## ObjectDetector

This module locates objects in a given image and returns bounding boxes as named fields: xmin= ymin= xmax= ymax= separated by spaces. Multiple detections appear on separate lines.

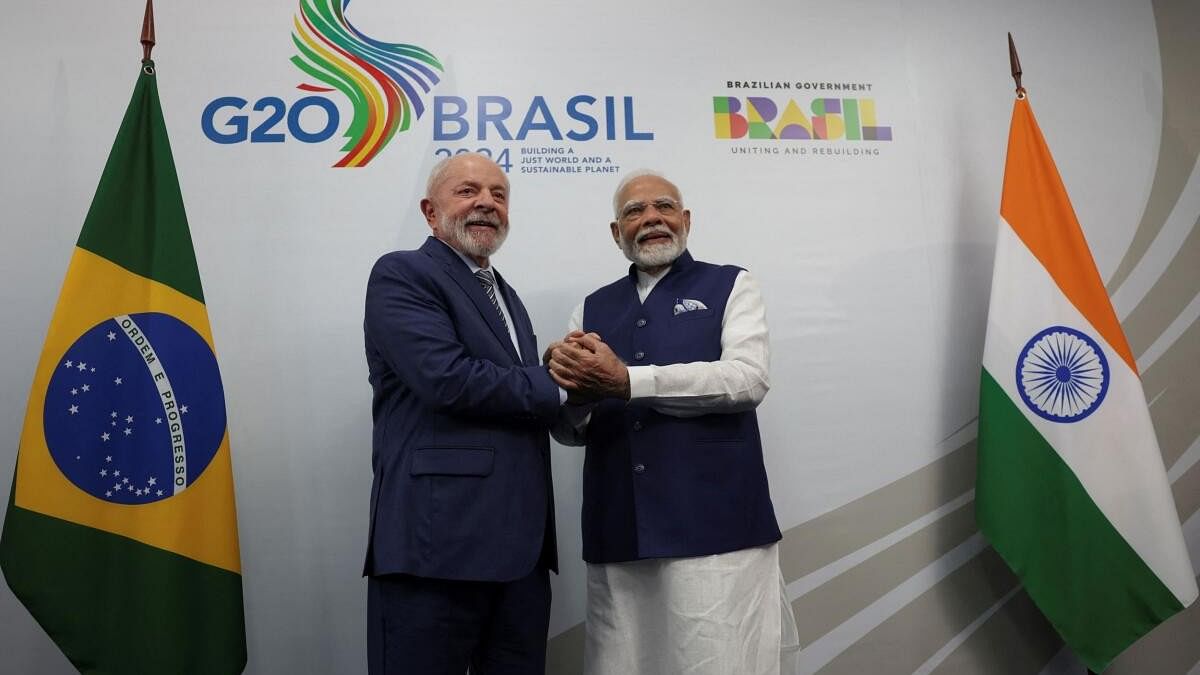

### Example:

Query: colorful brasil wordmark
xmin=714 ymin=96 xmax=893 ymax=141
xmin=291 ymin=0 xmax=443 ymax=167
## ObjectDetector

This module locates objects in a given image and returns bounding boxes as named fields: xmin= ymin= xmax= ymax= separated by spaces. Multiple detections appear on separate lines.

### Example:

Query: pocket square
xmin=673 ymin=298 xmax=708 ymax=315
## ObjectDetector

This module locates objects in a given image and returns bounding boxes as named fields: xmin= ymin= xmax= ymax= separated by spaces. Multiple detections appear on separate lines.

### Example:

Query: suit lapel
xmin=495 ymin=271 xmax=534 ymax=366
xmin=421 ymin=237 xmax=522 ymax=364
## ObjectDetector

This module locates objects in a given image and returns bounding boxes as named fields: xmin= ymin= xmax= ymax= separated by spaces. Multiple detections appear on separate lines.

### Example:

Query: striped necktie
xmin=473 ymin=268 xmax=510 ymax=333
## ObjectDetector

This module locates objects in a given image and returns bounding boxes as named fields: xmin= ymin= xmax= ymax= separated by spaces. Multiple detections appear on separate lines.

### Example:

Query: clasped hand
xmin=543 ymin=331 xmax=630 ymax=403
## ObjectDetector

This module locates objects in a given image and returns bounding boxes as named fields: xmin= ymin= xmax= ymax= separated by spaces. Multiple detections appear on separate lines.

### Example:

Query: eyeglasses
xmin=619 ymin=197 xmax=681 ymax=222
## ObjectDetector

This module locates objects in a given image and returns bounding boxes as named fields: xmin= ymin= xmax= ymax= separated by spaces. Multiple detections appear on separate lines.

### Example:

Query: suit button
xmin=632 ymin=421 xmax=643 ymax=431
xmin=634 ymin=351 xmax=645 ymax=360
xmin=635 ymin=318 xmax=647 ymax=327
xmin=633 ymin=463 xmax=645 ymax=474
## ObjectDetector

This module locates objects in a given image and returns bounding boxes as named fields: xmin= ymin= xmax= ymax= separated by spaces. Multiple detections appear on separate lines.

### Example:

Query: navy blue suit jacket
xmin=363 ymin=237 xmax=560 ymax=581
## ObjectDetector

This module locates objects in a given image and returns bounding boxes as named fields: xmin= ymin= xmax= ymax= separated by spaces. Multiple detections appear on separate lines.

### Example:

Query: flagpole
xmin=1009 ymin=34 xmax=1104 ymax=675
xmin=140 ymin=0 xmax=156 ymax=62
xmin=1010 ymin=35 xmax=1102 ymax=675
xmin=1007 ymin=32 xmax=1025 ymax=99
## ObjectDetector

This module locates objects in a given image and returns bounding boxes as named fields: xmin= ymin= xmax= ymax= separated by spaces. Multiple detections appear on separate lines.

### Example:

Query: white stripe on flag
xmin=982 ymin=219 xmax=1196 ymax=605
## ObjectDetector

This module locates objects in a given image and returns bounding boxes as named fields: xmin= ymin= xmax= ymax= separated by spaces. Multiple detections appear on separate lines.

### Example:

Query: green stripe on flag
xmin=75 ymin=65 xmax=204 ymax=303
xmin=0 ymin=501 xmax=246 ymax=675
xmin=976 ymin=369 xmax=1183 ymax=671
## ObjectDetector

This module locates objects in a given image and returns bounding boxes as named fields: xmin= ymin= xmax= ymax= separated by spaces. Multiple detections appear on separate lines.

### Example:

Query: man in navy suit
xmin=363 ymin=153 xmax=562 ymax=674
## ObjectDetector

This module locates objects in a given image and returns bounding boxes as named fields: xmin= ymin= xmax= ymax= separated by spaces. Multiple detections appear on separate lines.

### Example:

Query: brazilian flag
xmin=0 ymin=60 xmax=246 ymax=674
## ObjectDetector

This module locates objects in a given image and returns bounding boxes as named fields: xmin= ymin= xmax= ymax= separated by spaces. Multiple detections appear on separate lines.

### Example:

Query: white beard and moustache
xmin=443 ymin=209 xmax=508 ymax=259
xmin=620 ymin=224 xmax=687 ymax=269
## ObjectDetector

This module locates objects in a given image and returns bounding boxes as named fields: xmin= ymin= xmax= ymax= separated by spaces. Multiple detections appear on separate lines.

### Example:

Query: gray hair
xmin=612 ymin=169 xmax=684 ymax=218
xmin=426 ymin=152 xmax=510 ymax=199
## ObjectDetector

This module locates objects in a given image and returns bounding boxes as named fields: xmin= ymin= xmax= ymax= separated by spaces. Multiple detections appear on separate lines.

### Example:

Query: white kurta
xmin=553 ymin=266 xmax=800 ymax=675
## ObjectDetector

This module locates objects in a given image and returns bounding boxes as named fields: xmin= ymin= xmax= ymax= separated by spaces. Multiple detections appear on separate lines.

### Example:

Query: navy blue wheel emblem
xmin=43 ymin=312 xmax=226 ymax=504
xmin=1015 ymin=325 xmax=1109 ymax=423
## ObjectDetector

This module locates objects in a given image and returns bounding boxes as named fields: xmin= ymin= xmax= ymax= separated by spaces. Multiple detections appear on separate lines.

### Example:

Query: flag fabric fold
xmin=0 ymin=60 xmax=247 ymax=675
xmin=976 ymin=95 xmax=1197 ymax=672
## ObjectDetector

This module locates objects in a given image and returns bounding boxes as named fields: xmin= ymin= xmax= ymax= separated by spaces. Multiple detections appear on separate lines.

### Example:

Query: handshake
xmin=542 ymin=331 xmax=631 ymax=404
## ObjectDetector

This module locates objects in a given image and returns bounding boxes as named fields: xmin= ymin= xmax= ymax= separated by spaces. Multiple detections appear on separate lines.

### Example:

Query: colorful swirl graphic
xmin=291 ymin=0 xmax=442 ymax=167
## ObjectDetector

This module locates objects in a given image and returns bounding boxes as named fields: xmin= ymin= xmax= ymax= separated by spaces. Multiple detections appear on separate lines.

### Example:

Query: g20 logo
xmin=201 ymin=96 xmax=340 ymax=144
xmin=201 ymin=0 xmax=442 ymax=166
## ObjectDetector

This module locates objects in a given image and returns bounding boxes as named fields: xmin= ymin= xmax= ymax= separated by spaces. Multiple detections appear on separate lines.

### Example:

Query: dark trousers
xmin=367 ymin=567 xmax=551 ymax=675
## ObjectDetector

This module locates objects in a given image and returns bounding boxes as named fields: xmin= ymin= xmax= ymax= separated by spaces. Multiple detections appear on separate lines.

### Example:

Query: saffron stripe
xmin=998 ymin=98 xmax=1136 ymax=373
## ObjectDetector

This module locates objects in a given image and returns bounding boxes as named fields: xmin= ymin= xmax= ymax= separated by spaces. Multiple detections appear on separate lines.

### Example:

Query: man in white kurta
xmin=547 ymin=171 xmax=799 ymax=675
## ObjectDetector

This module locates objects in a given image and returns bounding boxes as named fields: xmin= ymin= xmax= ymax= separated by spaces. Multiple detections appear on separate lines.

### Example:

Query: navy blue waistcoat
xmin=581 ymin=251 xmax=781 ymax=563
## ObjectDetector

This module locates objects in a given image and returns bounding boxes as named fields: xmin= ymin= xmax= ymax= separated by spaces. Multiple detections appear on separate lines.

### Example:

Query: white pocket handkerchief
xmin=673 ymin=298 xmax=708 ymax=315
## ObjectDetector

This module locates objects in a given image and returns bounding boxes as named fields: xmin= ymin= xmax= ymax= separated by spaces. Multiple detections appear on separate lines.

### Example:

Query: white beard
xmin=620 ymin=225 xmax=687 ymax=268
xmin=443 ymin=209 xmax=508 ymax=259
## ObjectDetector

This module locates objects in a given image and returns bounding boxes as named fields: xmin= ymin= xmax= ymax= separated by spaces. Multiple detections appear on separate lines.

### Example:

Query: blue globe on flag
xmin=43 ymin=312 xmax=227 ymax=504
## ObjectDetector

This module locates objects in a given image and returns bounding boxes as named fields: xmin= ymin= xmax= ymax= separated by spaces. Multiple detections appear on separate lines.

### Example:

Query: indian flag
xmin=0 ymin=60 xmax=246 ymax=673
xmin=976 ymin=94 xmax=1197 ymax=671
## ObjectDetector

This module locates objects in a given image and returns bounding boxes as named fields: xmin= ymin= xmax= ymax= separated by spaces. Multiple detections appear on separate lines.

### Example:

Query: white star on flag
xmin=155 ymin=418 xmax=162 ymax=424
xmin=123 ymin=428 xmax=132 ymax=436
xmin=76 ymin=362 xmax=87 ymax=371
xmin=114 ymin=377 xmax=123 ymax=385
xmin=107 ymin=331 xmax=117 ymax=340
xmin=125 ymin=415 xmax=133 ymax=423
xmin=70 ymin=388 xmax=78 ymax=396
xmin=68 ymin=405 xmax=79 ymax=415
xmin=100 ymin=469 xmax=107 ymax=477
xmin=105 ymin=456 xmax=112 ymax=462
xmin=101 ymin=432 xmax=110 ymax=442
xmin=81 ymin=384 xmax=90 ymax=392
xmin=64 ymin=360 xmax=74 ymax=368
xmin=110 ymin=411 xmax=117 ymax=418
xmin=148 ymin=477 xmax=157 ymax=486
xmin=114 ymin=470 xmax=120 ymax=477
xmin=181 ymin=405 xmax=189 ymax=414
xmin=155 ymin=489 xmax=163 ymax=496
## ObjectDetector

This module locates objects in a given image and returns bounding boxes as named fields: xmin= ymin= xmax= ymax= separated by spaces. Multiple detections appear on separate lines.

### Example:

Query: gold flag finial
xmin=140 ymin=0 xmax=156 ymax=62
xmin=1008 ymin=32 xmax=1025 ymax=99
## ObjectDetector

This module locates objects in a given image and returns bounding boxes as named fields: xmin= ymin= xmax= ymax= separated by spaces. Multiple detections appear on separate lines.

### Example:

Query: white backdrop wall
xmin=2 ymin=0 xmax=1198 ymax=673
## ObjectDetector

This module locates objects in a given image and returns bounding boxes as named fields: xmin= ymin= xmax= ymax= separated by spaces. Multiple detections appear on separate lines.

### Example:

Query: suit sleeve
xmin=365 ymin=254 xmax=560 ymax=423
